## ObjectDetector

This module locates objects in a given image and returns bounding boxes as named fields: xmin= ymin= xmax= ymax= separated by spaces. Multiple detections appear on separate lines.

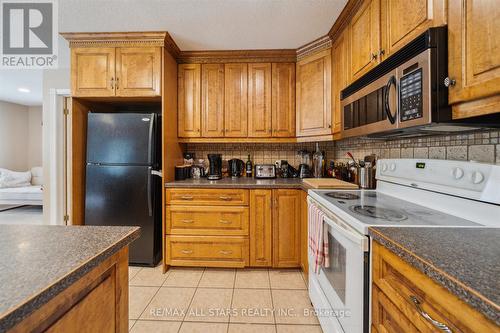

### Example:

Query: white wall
xmin=28 ymin=106 xmax=43 ymax=167
xmin=0 ymin=101 xmax=30 ymax=171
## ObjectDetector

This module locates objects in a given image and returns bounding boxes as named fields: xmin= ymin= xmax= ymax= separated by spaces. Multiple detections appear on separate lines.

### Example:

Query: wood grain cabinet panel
xmin=71 ymin=48 xmax=116 ymax=97
xmin=272 ymin=63 xmax=296 ymax=137
xmin=178 ymin=64 xmax=201 ymax=137
xmin=249 ymin=190 xmax=272 ymax=267
xmin=380 ymin=0 xmax=446 ymax=59
xmin=300 ymin=190 xmax=309 ymax=278
xmin=296 ymin=49 xmax=332 ymax=137
xmin=166 ymin=188 xmax=249 ymax=206
xmin=224 ymin=63 xmax=248 ymax=137
xmin=372 ymin=241 xmax=499 ymax=333
xmin=331 ymin=30 xmax=348 ymax=135
xmin=449 ymin=0 xmax=500 ymax=119
xmin=248 ymin=63 xmax=272 ymax=137
xmin=115 ymin=47 xmax=161 ymax=97
xmin=272 ymin=189 xmax=301 ymax=268
xmin=349 ymin=0 xmax=381 ymax=81
xmin=201 ymin=64 xmax=225 ymax=137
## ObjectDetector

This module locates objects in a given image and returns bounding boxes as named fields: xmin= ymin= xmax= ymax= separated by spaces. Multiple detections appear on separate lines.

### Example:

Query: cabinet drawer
xmin=372 ymin=242 xmax=498 ymax=333
xmin=166 ymin=236 xmax=249 ymax=268
xmin=166 ymin=189 xmax=249 ymax=206
xmin=167 ymin=206 xmax=249 ymax=236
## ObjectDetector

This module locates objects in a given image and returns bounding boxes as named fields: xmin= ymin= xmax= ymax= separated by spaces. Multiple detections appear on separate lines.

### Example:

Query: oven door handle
xmin=384 ymin=75 xmax=397 ymax=125
xmin=323 ymin=215 xmax=369 ymax=251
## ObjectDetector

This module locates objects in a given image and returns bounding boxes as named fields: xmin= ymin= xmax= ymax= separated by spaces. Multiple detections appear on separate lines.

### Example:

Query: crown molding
xmin=296 ymin=35 xmax=332 ymax=61
xmin=328 ymin=0 xmax=363 ymax=40
xmin=177 ymin=49 xmax=297 ymax=64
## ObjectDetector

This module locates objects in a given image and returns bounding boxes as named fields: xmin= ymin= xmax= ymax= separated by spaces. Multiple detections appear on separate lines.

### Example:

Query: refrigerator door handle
xmin=147 ymin=113 xmax=155 ymax=165
xmin=147 ymin=166 xmax=153 ymax=217
xmin=151 ymin=170 xmax=162 ymax=177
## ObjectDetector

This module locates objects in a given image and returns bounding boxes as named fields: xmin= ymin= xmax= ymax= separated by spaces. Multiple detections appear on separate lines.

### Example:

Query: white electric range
xmin=307 ymin=159 xmax=500 ymax=333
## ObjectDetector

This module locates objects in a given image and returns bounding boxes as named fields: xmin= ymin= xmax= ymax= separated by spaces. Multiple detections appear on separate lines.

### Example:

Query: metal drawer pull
xmin=219 ymin=196 xmax=232 ymax=201
xmin=410 ymin=296 xmax=452 ymax=332
xmin=181 ymin=219 xmax=194 ymax=224
xmin=180 ymin=195 xmax=193 ymax=200
xmin=219 ymin=220 xmax=232 ymax=224
xmin=181 ymin=249 xmax=193 ymax=254
xmin=219 ymin=250 xmax=233 ymax=255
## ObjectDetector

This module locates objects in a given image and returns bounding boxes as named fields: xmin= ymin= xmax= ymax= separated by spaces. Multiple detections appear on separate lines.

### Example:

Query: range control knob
xmin=452 ymin=167 xmax=464 ymax=180
xmin=472 ymin=171 xmax=484 ymax=184
xmin=381 ymin=163 xmax=388 ymax=172
xmin=390 ymin=163 xmax=396 ymax=171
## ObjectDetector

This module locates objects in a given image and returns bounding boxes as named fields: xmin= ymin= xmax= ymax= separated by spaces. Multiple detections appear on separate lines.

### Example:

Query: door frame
xmin=45 ymin=89 xmax=71 ymax=225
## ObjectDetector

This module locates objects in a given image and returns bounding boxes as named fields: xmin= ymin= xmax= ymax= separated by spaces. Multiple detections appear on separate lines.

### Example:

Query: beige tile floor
xmin=128 ymin=265 xmax=323 ymax=333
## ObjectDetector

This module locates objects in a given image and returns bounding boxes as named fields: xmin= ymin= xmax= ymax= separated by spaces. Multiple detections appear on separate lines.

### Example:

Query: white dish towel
xmin=308 ymin=201 xmax=330 ymax=273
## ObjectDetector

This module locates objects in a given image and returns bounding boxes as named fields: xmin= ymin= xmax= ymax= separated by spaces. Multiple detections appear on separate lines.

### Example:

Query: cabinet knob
xmin=115 ymin=77 xmax=119 ymax=89
xmin=371 ymin=53 xmax=378 ymax=61
xmin=379 ymin=49 xmax=385 ymax=57
xmin=110 ymin=77 xmax=114 ymax=89
xmin=444 ymin=77 xmax=456 ymax=87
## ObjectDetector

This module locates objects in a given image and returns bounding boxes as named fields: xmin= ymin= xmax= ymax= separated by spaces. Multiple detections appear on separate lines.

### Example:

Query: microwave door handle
xmin=384 ymin=75 xmax=397 ymax=124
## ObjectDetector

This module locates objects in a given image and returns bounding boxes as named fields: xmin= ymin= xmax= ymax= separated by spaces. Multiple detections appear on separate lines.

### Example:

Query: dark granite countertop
xmin=165 ymin=177 xmax=307 ymax=189
xmin=369 ymin=227 xmax=500 ymax=325
xmin=0 ymin=225 xmax=140 ymax=332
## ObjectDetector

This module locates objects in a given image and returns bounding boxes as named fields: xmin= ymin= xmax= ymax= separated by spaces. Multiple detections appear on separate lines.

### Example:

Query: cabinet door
xmin=250 ymin=190 xmax=272 ymax=267
xmin=300 ymin=190 xmax=309 ymax=278
xmin=332 ymin=30 xmax=348 ymax=135
xmin=272 ymin=189 xmax=301 ymax=268
xmin=178 ymin=64 xmax=201 ymax=137
xmin=201 ymin=64 xmax=225 ymax=137
xmin=71 ymin=48 xmax=115 ymax=97
xmin=296 ymin=49 xmax=332 ymax=137
xmin=349 ymin=0 xmax=381 ymax=81
xmin=448 ymin=0 xmax=500 ymax=119
xmin=272 ymin=63 xmax=296 ymax=137
xmin=381 ymin=0 xmax=446 ymax=58
xmin=224 ymin=63 xmax=248 ymax=137
xmin=115 ymin=47 xmax=161 ymax=97
xmin=248 ymin=63 xmax=272 ymax=137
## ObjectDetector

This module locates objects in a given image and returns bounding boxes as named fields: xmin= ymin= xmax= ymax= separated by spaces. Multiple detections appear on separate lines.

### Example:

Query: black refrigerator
xmin=85 ymin=112 xmax=162 ymax=266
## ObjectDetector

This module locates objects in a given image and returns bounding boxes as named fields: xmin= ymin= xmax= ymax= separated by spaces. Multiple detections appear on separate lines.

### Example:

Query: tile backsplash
xmin=185 ymin=130 xmax=500 ymax=168
xmin=334 ymin=130 xmax=500 ymax=164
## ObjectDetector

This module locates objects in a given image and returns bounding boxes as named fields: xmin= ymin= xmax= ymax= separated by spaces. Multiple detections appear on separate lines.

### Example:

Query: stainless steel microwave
xmin=340 ymin=27 xmax=500 ymax=138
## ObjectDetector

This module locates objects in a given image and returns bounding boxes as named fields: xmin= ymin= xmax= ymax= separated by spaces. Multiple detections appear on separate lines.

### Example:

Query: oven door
xmin=312 ymin=213 xmax=369 ymax=333
xmin=342 ymin=69 xmax=399 ymax=138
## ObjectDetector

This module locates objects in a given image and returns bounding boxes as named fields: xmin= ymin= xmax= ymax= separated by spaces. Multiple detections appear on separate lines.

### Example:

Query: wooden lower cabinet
xmin=11 ymin=248 xmax=128 ymax=333
xmin=372 ymin=241 xmax=498 ymax=333
xmin=165 ymin=188 xmax=305 ymax=270
xmin=249 ymin=189 xmax=273 ymax=266
xmin=272 ymin=189 xmax=301 ymax=268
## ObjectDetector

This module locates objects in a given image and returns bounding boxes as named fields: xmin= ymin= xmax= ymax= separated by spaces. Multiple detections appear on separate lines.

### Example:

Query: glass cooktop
xmin=314 ymin=190 xmax=481 ymax=226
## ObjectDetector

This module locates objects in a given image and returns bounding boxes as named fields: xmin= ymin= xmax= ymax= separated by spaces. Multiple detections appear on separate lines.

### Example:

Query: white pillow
xmin=0 ymin=168 xmax=32 ymax=188
xmin=31 ymin=166 xmax=43 ymax=186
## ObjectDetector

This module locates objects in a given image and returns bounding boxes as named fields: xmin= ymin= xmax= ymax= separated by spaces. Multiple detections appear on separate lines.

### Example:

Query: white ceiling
xmin=0 ymin=0 xmax=347 ymax=105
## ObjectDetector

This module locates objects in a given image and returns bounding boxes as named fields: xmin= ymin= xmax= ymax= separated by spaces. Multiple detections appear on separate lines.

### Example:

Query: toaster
xmin=254 ymin=164 xmax=276 ymax=179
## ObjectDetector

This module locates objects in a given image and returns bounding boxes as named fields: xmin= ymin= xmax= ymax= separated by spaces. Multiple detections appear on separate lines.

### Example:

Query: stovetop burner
xmin=325 ymin=192 xmax=360 ymax=200
xmin=349 ymin=205 xmax=408 ymax=222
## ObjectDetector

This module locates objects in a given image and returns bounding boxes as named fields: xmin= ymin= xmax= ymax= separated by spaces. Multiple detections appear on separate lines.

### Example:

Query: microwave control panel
xmin=399 ymin=68 xmax=423 ymax=122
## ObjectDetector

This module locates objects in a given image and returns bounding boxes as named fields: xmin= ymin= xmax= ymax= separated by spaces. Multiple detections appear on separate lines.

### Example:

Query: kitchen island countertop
xmin=369 ymin=227 xmax=500 ymax=325
xmin=0 ymin=225 xmax=140 ymax=332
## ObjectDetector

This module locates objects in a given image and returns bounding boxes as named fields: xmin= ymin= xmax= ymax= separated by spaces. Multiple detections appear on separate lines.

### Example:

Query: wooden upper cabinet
xmin=201 ymin=64 xmax=225 ymax=137
xmin=178 ymin=64 xmax=201 ymax=137
xmin=296 ymin=49 xmax=332 ymax=137
xmin=272 ymin=63 xmax=296 ymax=137
xmin=349 ymin=0 xmax=381 ymax=82
xmin=71 ymin=48 xmax=116 ymax=97
xmin=381 ymin=0 xmax=446 ymax=58
xmin=224 ymin=63 xmax=248 ymax=137
xmin=272 ymin=189 xmax=301 ymax=268
xmin=115 ymin=47 xmax=161 ymax=97
xmin=248 ymin=63 xmax=272 ymax=137
xmin=448 ymin=0 xmax=500 ymax=119
xmin=332 ymin=30 xmax=348 ymax=135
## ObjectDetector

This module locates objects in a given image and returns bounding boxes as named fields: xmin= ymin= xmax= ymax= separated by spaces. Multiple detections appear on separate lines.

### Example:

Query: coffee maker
xmin=207 ymin=154 xmax=222 ymax=180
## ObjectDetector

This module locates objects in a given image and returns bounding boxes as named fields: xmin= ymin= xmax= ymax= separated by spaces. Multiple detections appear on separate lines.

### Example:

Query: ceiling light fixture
xmin=18 ymin=88 xmax=30 ymax=93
